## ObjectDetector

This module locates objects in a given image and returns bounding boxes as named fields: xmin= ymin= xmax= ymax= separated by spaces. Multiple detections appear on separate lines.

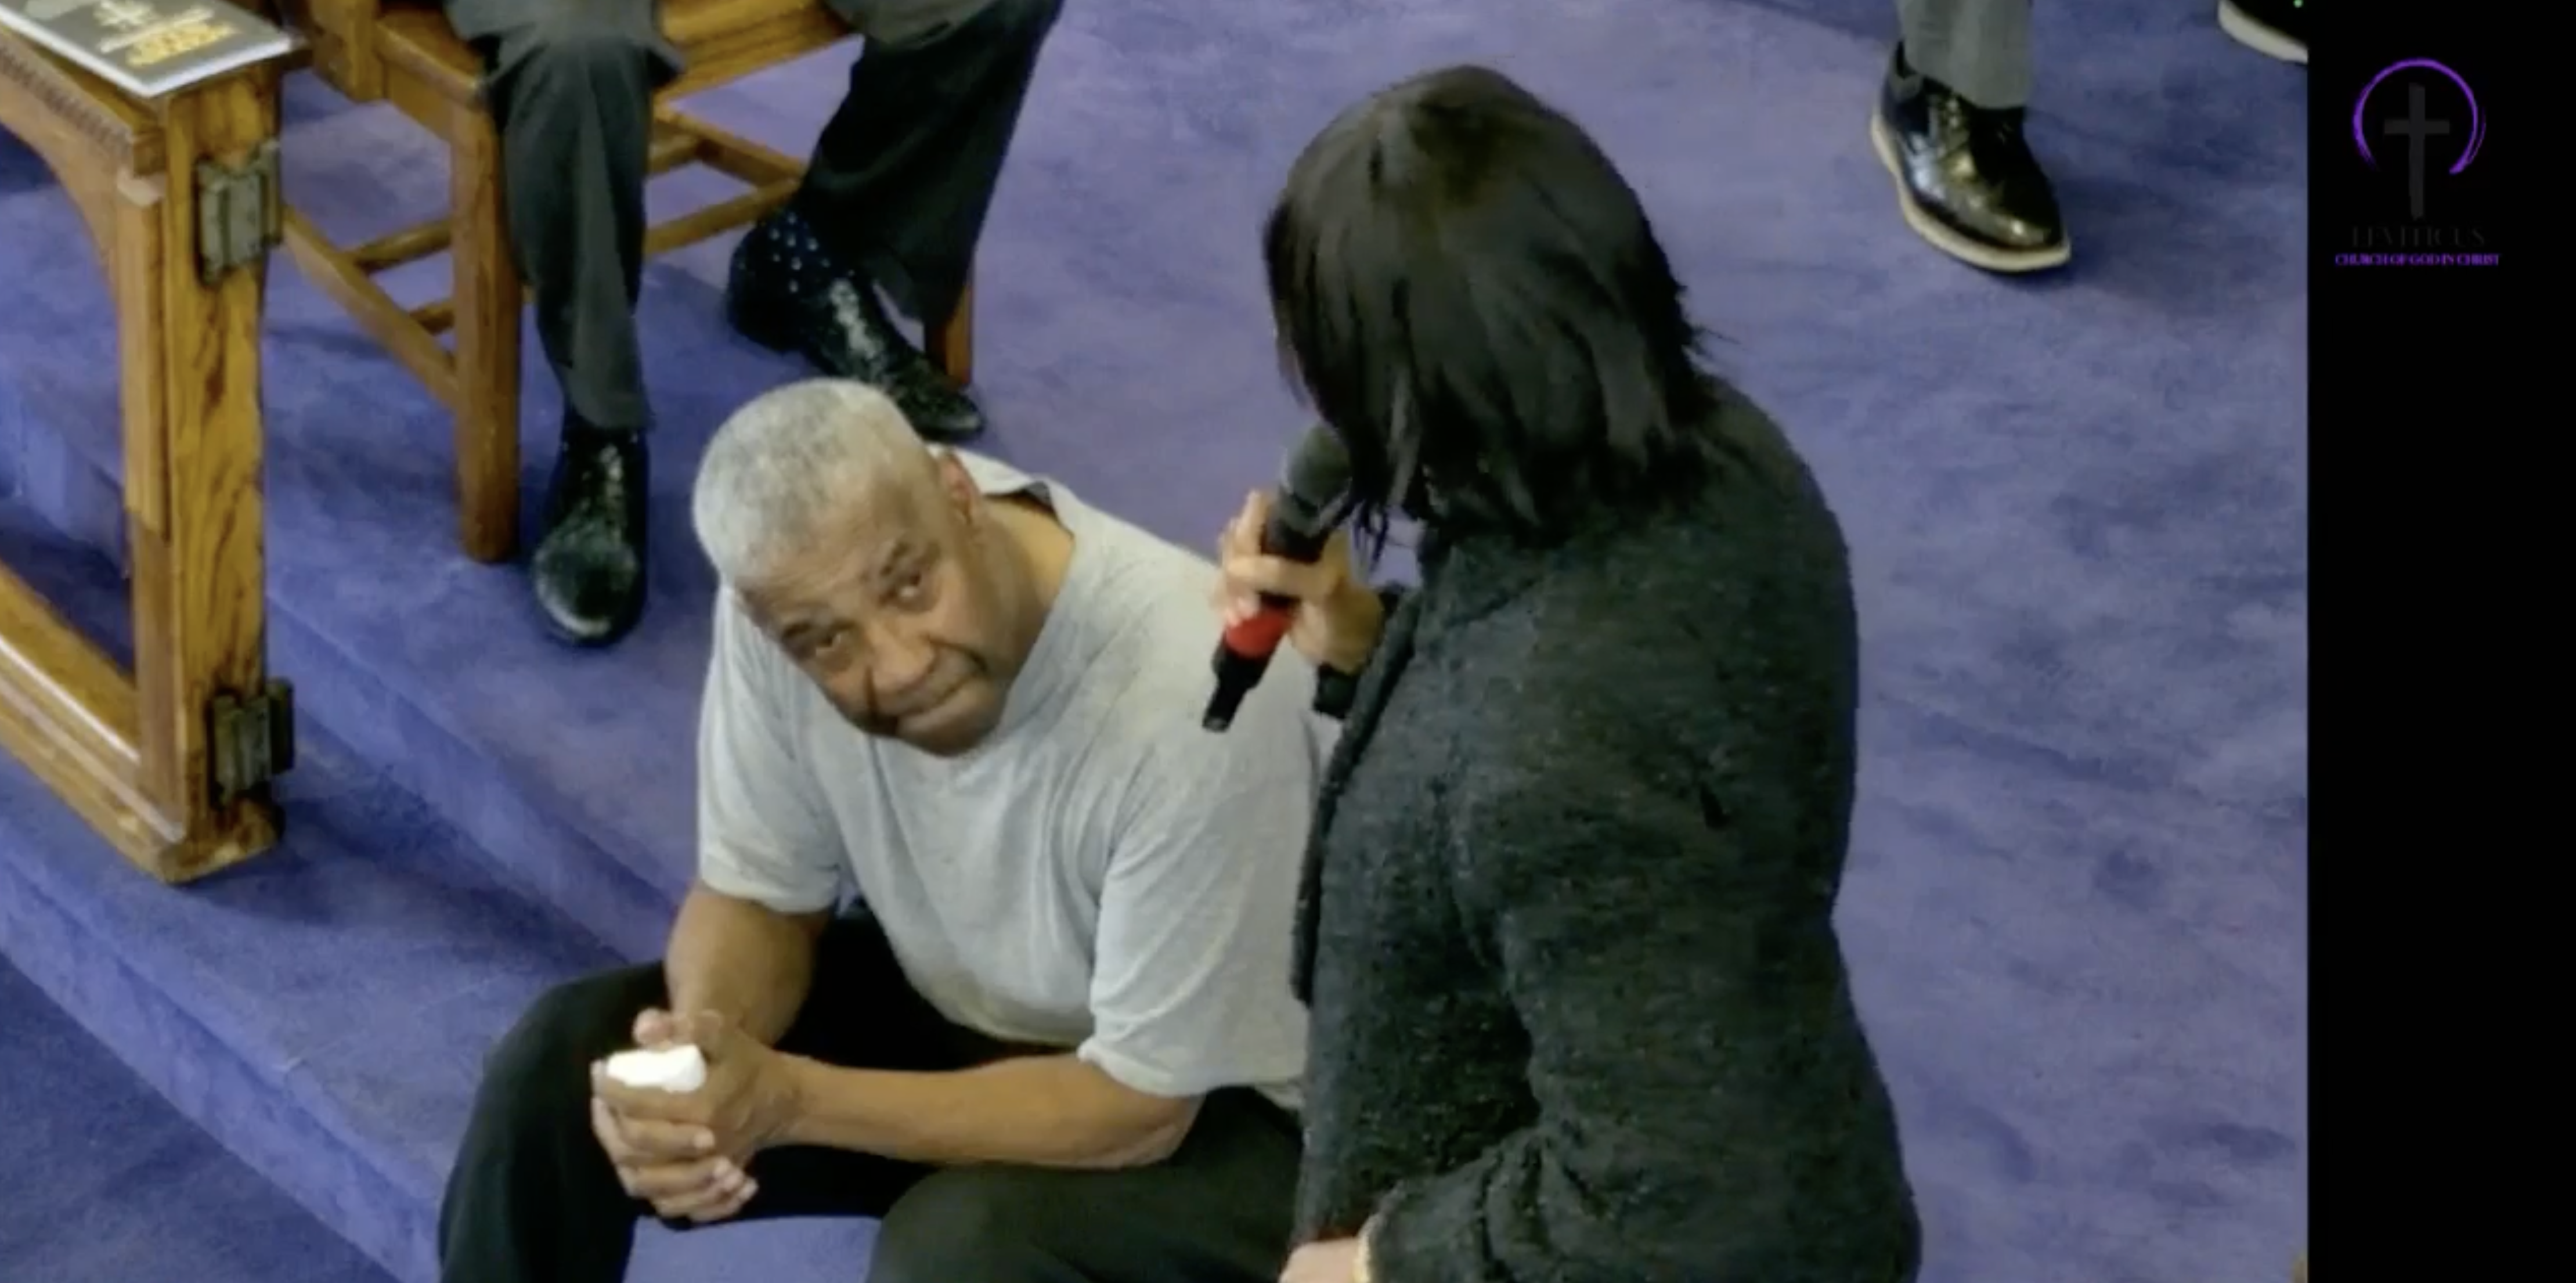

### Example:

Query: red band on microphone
xmin=1219 ymin=607 xmax=1295 ymax=658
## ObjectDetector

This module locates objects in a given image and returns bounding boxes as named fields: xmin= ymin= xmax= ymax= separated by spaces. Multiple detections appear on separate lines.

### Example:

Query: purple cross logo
xmin=2353 ymin=60 xmax=2484 ymax=220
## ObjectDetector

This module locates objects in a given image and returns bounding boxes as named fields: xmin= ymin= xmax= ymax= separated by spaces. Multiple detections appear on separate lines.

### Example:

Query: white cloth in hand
xmin=604 ymin=1044 xmax=706 ymax=1093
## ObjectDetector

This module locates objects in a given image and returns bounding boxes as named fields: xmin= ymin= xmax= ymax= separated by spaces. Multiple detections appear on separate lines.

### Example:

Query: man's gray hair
xmin=692 ymin=379 xmax=935 ymax=587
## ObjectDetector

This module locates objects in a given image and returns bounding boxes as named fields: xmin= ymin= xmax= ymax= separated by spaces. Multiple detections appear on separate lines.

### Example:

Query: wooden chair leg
xmin=932 ymin=282 xmax=973 ymax=387
xmin=447 ymin=106 xmax=522 ymax=564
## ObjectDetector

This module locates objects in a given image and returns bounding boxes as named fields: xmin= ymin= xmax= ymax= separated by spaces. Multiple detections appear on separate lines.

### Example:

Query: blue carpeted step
xmin=0 ymin=503 xmax=882 ymax=1282
xmin=0 ymin=952 xmax=396 ymax=1283
xmin=0 ymin=385 xmax=127 ymax=572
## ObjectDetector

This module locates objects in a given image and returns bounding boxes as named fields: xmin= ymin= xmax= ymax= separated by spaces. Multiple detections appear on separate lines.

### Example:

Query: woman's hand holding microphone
xmin=1214 ymin=489 xmax=1386 ymax=677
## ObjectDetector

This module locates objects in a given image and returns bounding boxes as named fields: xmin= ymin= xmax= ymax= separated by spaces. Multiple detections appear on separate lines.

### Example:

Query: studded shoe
xmin=725 ymin=210 xmax=986 ymax=442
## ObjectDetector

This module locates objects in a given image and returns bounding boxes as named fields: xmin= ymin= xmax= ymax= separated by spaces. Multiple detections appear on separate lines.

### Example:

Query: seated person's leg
xmin=869 ymin=1090 xmax=1303 ymax=1283
xmin=1873 ymin=0 xmax=2068 ymax=273
xmin=451 ymin=0 xmax=672 ymax=646
xmin=725 ymin=0 xmax=1067 ymax=442
xmin=436 ymin=913 xmax=958 ymax=1283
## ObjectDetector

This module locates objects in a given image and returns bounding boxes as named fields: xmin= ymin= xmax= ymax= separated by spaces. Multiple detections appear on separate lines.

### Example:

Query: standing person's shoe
xmin=530 ymin=419 xmax=650 ymax=648
xmin=1870 ymin=44 xmax=2070 ymax=273
xmin=2218 ymin=0 xmax=2306 ymax=64
xmin=726 ymin=210 xmax=986 ymax=442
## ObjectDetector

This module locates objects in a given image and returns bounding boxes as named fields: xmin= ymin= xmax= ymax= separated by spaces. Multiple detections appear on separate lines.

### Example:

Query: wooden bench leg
xmin=121 ymin=74 xmax=289 ymax=880
xmin=0 ymin=66 xmax=290 ymax=881
xmin=448 ymin=106 xmax=522 ymax=565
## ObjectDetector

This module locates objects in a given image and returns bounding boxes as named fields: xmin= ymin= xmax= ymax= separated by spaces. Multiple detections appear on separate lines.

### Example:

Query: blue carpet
xmin=0 ymin=1 xmax=2307 ymax=1280
xmin=0 ymin=951 xmax=396 ymax=1283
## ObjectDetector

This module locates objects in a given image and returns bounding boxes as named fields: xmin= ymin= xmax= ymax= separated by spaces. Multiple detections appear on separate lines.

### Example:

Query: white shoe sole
xmin=1869 ymin=112 xmax=2072 ymax=273
xmin=2218 ymin=0 xmax=2307 ymax=64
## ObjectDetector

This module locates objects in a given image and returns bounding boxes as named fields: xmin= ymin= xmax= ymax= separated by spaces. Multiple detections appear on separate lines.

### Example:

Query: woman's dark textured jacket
xmin=1289 ymin=397 xmax=1922 ymax=1283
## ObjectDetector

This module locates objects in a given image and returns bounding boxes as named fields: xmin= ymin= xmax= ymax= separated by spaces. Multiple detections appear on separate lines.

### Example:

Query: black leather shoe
xmin=531 ymin=422 xmax=649 ymax=648
xmin=2218 ymin=0 xmax=2305 ymax=64
xmin=726 ymin=210 xmax=985 ymax=442
xmin=1870 ymin=45 xmax=2070 ymax=273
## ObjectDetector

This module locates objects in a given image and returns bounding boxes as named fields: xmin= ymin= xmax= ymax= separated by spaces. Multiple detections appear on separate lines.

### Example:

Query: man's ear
xmin=933 ymin=451 xmax=980 ymax=526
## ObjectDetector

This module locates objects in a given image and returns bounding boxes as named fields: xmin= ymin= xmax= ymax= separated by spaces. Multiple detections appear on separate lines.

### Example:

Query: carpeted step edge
xmin=0 ymin=849 xmax=435 ymax=1283
xmin=265 ymin=603 xmax=677 ymax=963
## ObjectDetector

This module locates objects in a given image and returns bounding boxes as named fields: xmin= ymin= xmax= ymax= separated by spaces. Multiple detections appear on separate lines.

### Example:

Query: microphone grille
xmin=1280 ymin=425 xmax=1354 ymax=506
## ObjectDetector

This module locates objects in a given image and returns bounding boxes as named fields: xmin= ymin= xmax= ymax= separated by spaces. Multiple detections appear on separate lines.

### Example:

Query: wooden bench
xmin=278 ymin=0 xmax=976 ymax=563
xmin=0 ymin=35 xmax=294 ymax=880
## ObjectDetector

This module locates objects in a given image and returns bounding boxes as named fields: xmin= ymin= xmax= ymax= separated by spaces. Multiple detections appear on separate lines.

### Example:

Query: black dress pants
xmin=445 ymin=0 xmax=1062 ymax=430
xmin=436 ymin=913 xmax=1303 ymax=1282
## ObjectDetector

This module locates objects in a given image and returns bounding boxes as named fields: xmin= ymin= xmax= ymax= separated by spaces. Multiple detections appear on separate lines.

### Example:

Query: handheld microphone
xmin=1202 ymin=426 xmax=1354 ymax=732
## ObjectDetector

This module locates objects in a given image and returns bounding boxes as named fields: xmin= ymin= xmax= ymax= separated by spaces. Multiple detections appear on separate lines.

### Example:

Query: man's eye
xmin=891 ymin=571 xmax=930 ymax=607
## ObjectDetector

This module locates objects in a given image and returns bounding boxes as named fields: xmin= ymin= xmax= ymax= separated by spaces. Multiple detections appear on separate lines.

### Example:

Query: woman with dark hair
xmin=1216 ymin=66 xmax=1923 ymax=1283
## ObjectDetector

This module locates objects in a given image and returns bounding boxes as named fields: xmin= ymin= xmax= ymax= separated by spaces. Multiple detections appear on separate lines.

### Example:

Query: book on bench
xmin=0 ymin=0 xmax=294 ymax=100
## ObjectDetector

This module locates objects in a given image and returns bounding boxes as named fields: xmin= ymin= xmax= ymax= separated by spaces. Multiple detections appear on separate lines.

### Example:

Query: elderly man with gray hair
xmin=436 ymin=379 xmax=1322 ymax=1283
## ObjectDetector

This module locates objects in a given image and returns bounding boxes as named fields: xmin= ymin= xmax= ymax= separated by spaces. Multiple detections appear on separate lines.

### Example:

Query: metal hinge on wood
xmin=196 ymin=139 xmax=283 ymax=286
xmin=209 ymin=680 xmax=296 ymax=805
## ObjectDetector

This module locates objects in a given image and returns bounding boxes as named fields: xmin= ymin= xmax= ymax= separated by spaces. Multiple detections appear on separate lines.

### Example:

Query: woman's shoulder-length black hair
xmin=1264 ymin=63 xmax=1735 ymax=549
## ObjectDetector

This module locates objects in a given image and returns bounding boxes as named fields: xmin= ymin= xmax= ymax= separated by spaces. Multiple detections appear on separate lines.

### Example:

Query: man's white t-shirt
xmin=693 ymin=453 xmax=1322 ymax=1109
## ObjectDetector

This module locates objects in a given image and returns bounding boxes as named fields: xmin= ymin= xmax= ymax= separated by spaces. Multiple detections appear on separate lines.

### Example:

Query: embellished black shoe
xmin=1870 ymin=45 xmax=2070 ymax=273
xmin=530 ymin=421 xmax=649 ymax=648
xmin=2218 ymin=0 xmax=2306 ymax=64
xmin=725 ymin=210 xmax=985 ymax=442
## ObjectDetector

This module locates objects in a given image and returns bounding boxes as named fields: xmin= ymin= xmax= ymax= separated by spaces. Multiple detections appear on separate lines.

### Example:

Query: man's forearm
xmin=663 ymin=883 xmax=827 ymax=1047
xmin=778 ymin=1052 xmax=1197 ymax=1170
